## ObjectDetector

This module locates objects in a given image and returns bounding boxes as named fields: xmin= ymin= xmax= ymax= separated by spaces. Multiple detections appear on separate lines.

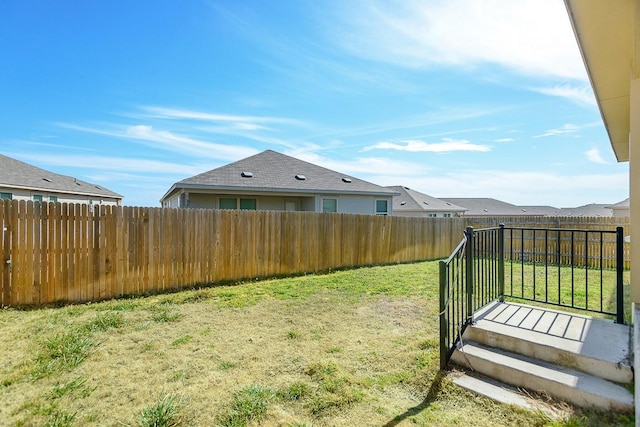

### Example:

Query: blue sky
xmin=0 ymin=0 xmax=629 ymax=207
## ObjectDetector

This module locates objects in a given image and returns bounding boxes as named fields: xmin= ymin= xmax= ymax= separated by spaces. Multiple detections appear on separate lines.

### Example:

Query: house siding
xmin=0 ymin=186 xmax=121 ymax=206
xmin=315 ymin=194 xmax=393 ymax=215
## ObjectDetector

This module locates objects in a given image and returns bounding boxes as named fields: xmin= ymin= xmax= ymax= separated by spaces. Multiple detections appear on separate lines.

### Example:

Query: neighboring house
xmin=388 ymin=186 xmax=467 ymax=217
xmin=440 ymin=198 xmax=538 ymax=217
xmin=518 ymin=206 xmax=564 ymax=216
xmin=606 ymin=198 xmax=630 ymax=218
xmin=0 ymin=154 xmax=123 ymax=206
xmin=559 ymin=203 xmax=613 ymax=218
xmin=161 ymin=150 xmax=398 ymax=215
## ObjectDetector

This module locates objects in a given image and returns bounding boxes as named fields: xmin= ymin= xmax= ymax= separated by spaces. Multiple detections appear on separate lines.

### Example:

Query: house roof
xmin=0 ymin=154 xmax=123 ymax=199
xmin=606 ymin=198 xmax=630 ymax=210
xmin=558 ymin=203 xmax=613 ymax=217
xmin=441 ymin=198 xmax=535 ymax=216
xmin=518 ymin=206 xmax=564 ymax=216
xmin=162 ymin=150 xmax=398 ymax=200
xmin=564 ymin=0 xmax=634 ymax=161
xmin=388 ymin=186 xmax=467 ymax=213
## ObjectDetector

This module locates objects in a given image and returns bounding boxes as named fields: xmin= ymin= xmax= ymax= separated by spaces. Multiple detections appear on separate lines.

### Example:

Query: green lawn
xmin=0 ymin=261 xmax=633 ymax=426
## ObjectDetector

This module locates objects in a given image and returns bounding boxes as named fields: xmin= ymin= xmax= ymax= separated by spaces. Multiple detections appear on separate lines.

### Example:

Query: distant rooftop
xmin=388 ymin=186 xmax=467 ymax=213
xmin=0 ymin=153 xmax=122 ymax=199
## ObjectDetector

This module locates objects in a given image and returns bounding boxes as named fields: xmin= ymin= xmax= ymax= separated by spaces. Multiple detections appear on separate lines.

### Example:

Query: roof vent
xmin=95 ymin=186 xmax=102 ymax=190
xmin=483 ymin=209 xmax=488 ymax=212
xmin=295 ymin=174 xmax=306 ymax=180
xmin=42 ymin=177 xmax=52 ymax=182
xmin=446 ymin=203 xmax=451 ymax=206
xmin=404 ymin=187 xmax=410 ymax=190
xmin=342 ymin=177 xmax=352 ymax=183
xmin=423 ymin=201 xmax=429 ymax=205
xmin=241 ymin=171 xmax=253 ymax=178
xmin=400 ymin=201 xmax=406 ymax=206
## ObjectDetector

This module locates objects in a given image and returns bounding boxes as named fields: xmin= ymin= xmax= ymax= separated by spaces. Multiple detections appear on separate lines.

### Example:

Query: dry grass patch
xmin=0 ymin=262 xmax=633 ymax=426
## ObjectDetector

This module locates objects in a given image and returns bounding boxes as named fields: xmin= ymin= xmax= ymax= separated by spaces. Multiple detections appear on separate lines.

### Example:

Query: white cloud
xmin=138 ymin=106 xmax=299 ymax=126
xmin=8 ymin=152 xmax=207 ymax=176
xmin=362 ymin=138 xmax=491 ymax=153
xmin=365 ymin=169 xmax=628 ymax=207
xmin=585 ymin=147 xmax=608 ymax=164
xmin=494 ymin=138 xmax=514 ymax=143
xmin=330 ymin=0 xmax=586 ymax=80
xmin=532 ymin=83 xmax=597 ymax=106
xmin=534 ymin=123 xmax=579 ymax=138
xmin=287 ymin=151 xmax=428 ymax=177
xmin=58 ymin=123 xmax=259 ymax=161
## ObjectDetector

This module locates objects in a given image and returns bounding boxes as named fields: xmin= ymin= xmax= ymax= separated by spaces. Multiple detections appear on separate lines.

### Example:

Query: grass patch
xmin=0 ymin=261 xmax=633 ymax=426
xmin=219 ymin=385 xmax=274 ymax=427
xmin=137 ymin=392 xmax=185 ymax=427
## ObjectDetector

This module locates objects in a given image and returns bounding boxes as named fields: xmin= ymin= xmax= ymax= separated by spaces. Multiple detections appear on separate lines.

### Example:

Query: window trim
xmin=322 ymin=198 xmax=338 ymax=213
xmin=375 ymin=199 xmax=389 ymax=215
xmin=0 ymin=192 xmax=13 ymax=200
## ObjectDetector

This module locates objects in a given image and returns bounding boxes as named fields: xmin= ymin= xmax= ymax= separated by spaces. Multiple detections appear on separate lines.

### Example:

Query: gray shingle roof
xmin=441 ymin=198 xmax=533 ymax=216
xmin=0 ymin=154 xmax=122 ymax=199
xmin=559 ymin=203 xmax=613 ymax=217
xmin=388 ymin=186 xmax=467 ymax=213
xmin=169 ymin=150 xmax=397 ymax=196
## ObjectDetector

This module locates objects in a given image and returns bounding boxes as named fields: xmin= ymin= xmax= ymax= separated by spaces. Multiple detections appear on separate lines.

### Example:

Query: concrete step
xmin=451 ymin=372 xmax=566 ymax=419
xmin=451 ymin=340 xmax=634 ymax=413
xmin=467 ymin=301 xmax=632 ymax=384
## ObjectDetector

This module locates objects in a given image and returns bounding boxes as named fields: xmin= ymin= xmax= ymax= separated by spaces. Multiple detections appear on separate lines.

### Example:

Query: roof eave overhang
xmin=564 ymin=0 xmax=634 ymax=162
xmin=164 ymin=183 xmax=399 ymax=199
xmin=0 ymin=183 xmax=123 ymax=199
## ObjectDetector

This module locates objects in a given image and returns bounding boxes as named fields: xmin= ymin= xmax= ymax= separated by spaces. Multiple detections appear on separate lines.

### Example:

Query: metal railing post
xmin=465 ymin=226 xmax=474 ymax=324
xmin=615 ymin=226 xmax=624 ymax=324
xmin=498 ymin=223 xmax=505 ymax=302
xmin=439 ymin=260 xmax=448 ymax=370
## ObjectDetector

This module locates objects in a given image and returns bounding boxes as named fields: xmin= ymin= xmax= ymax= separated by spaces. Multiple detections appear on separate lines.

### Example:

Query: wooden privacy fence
xmin=0 ymin=201 xmax=465 ymax=306
xmin=466 ymin=216 xmax=631 ymax=269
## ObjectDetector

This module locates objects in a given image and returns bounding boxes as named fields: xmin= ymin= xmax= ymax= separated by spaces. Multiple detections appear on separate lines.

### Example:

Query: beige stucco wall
xmin=629 ymin=78 xmax=640 ymax=303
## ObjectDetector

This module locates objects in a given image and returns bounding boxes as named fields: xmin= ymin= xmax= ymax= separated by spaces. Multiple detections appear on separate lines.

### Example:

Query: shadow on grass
xmin=382 ymin=370 xmax=445 ymax=427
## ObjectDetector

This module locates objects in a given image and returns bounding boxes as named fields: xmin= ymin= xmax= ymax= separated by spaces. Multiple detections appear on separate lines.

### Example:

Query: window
xmin=33 ymin=194 xmax=43 ymax=202
xmin=444 ymin=213 xmax=452 ymax=218
xmin=49 ymin=195 xmax=58 ymax=203
xmin=239 ymin=198 xmax=256 ymax=210
xmin=0 ymin=192 xmax=12 ymax=200
xmin=375 ymin=200 xmax=389 ymax=215
xmin=322 ymin=198 xmax=337 ymax=213
xmin=428 ymin=213 xmax=437 ymax=218
xmin=219 ymin=198 xmax=237 ymax=209
xmin=220 ymin=197 xmax=257 ymax=210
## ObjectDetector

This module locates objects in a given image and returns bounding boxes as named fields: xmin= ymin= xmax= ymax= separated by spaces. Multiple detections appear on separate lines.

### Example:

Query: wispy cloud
xmin=290 ymin=152 xmax=428 ymax=176
xmin=328 ymin=0 xmax=586 ymax=80
xmin=365 ymin=169 xmax=628 ymax=207
xmin=494 ymin=138 xmax=514 ymax=143
xmin=362 ymin=138 xmax=491 ymax=153
xmin=532 ymin=83 xmax=596 ymax=106
xmin=533 ymin=123 xmax=579 ymax=138
xmin=137 ymin=106 xmax=301 ymax=126
xmin=58 ymin=123 xmax=259 ymax=160
xmin=585 ymin=147 xmax=608 ymax=164
xmin=7 ymin=152 xmax=207 ymax=176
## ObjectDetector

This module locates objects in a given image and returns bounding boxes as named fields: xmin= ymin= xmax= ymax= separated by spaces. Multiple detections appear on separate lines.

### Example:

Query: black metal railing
xmin=439 ymin=224 xmax=625 ymax=370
